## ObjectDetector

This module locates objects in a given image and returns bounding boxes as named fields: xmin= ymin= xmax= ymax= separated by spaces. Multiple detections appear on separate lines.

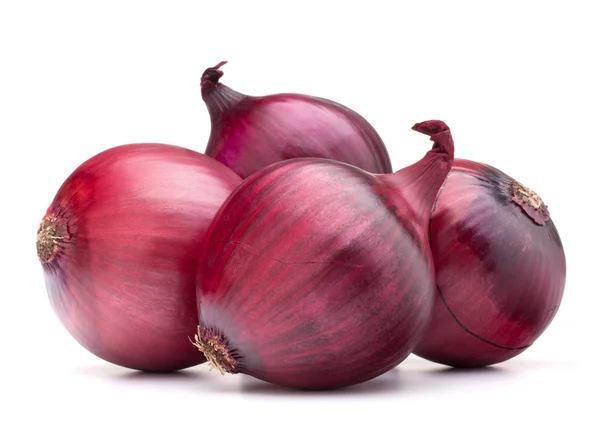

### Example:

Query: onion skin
xmin=200 ymin=61 xmax=393 ymax=179
xmin=194 ymin=120 xmax=454 ymax=389
xmin=413 ymin=159 xmax=566 ymax=367
xmin=37 ymin=144 xmax=241 ymax=372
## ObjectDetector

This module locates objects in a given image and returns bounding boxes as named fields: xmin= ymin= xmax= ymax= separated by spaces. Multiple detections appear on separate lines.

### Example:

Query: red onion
xmin=200 ymin=61 xmax=393 ymax=179
xmin=413 ymin=159 xmax=566 ymax=367
xmin=193 ymin=120 xmax=455 ymax=389
xmin=37 ymin=144 xmax=241 ymax=371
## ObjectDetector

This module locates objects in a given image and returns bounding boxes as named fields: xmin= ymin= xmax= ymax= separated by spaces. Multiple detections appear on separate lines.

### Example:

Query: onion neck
xmin=37 ymin=214 xmax=67 ymax=263
xmin=191 ymin=326 xmax=237 ymax=374
xmin=201 ymin=61 xmax=246 ymax=121
xmin=380 ymin=120 xmax=455 ymax=237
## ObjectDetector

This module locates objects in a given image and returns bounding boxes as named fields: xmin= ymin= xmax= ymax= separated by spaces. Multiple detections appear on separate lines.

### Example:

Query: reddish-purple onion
xmin=37 ymin=144 xmax=241 ymax=371
xmin=193 ymin=120 xmax=455 ymax=390
xmin=200 ymin=61 xmax=393 ymax=179
xmin=413 ymin=159 xmax=566 ymax=367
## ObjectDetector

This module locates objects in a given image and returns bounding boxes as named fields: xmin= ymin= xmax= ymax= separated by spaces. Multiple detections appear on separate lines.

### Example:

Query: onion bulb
xmin=37 ymin=144 xmax=241 ymax=371
xmin=193 ymin=120 xmax=455 ymax=389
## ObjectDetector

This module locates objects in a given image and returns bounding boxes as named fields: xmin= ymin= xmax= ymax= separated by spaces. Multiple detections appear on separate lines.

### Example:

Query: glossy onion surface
xmin=194 ymin=121 xmax=455 ymax=389
xmin=37 ymin=144 xmax=242 ymax=371
xmin=413 ymin=159 xmax=566 ymax=367
xmin=201 ymin=61 xmax=393 ymax=179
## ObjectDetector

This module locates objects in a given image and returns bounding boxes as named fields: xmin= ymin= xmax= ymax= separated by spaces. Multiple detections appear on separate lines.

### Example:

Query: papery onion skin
xmin=200 ymin=61 xmax=393 ymax=179
xmin=193 ymin=120 xmax=454 ymax=389
xmin=37 ymin=144 xmax=242 ymax=372
xmin=413 ymin=159 xmax=566 ymax=367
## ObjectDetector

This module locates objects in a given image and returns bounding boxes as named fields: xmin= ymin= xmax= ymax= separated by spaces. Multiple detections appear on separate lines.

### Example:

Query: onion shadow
xmin=410 ymin=363 xmax=517 ymax=393
xmin=239 ymin=367 xmax=404 ymax=397
xmin=426 ymin=365 xmax=510 ymax=377
xmin=115 ymin=368 xmax=206 ymax=384
xmin=72 ymin=363 xmax=207 ymax=386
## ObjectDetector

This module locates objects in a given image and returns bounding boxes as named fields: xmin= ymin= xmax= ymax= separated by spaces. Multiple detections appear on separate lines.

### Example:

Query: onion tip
xmin=412 ymin=120 xmax=454 ymax=155
xmin=191 ymin=326 xmax=237 ymax=375
xmin=201 ymin=61 xmax=228 ymax=89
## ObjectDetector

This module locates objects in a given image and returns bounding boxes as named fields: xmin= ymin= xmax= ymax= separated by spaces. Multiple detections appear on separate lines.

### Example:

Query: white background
xmin=1 ymin=1 xmax=598 ymax=419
